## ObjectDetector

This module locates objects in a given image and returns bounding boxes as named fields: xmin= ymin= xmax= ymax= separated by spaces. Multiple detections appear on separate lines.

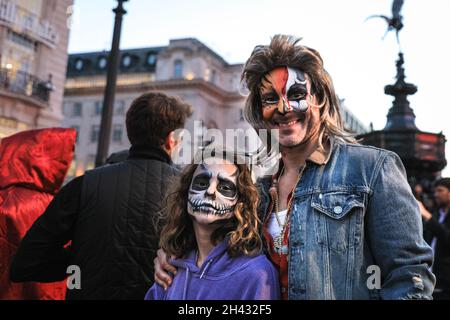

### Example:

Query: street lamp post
xmin=95 ymin=0 xmax=128 ymax=168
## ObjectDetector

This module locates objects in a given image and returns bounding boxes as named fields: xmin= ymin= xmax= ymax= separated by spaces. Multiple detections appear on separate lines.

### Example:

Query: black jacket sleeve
xmin=425 ymin=215 xmax=450 ymax=247
xmin=9 ymin=176 xmax=83 ymax=283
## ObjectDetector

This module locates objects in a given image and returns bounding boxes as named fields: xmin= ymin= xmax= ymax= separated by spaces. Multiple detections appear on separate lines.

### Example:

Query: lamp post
xmin=95 ymin=0 xmax=128 ymax=167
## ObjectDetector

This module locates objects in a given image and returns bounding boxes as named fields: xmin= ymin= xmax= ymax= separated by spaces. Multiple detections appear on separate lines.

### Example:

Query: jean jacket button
xmin=334 ymin=206 xmax=343 ymax=214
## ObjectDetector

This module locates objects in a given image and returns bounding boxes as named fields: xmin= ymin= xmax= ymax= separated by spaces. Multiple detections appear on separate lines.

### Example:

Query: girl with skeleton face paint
xmin=146 ymin=152 xmax=280 ymax=300
xmin=187 ymin=162 xmax=239 ymax=224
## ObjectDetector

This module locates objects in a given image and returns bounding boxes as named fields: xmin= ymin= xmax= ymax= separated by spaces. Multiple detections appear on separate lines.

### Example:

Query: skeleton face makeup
xmin=187 ymin=162 xmax=239 ymax=224
xmin=260 ymin=67 xmax=312 ymax=121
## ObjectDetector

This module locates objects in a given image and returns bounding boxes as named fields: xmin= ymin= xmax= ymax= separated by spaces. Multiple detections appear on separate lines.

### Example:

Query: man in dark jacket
xmin=10 ymin=92 xmax=192 ymax=300
xmin=419 ymin=178 xmax=450 ymax=300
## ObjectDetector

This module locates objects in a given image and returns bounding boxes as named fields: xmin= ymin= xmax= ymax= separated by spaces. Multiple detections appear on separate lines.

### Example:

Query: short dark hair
xmin=435 ymin=178 xmax=450 ymax=191
xmin=126 ymin=92 xmax=193 ymax=146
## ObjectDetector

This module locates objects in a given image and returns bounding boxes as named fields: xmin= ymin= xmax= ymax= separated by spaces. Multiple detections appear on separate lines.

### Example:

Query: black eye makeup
xmin=287 ymin=85 xmax=307 ymax=101
xmin=261 ymin=92 xmax=279 ymax=106
xmin=217 ymin=179 xmax=237 ymax=198
xmin=191 ymin=173 xmax=211 ymax=191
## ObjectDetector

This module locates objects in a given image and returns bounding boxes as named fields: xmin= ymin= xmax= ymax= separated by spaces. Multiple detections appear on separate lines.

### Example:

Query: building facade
xmin=0 ymin=0 xmax=73 ymax=138
xmin=340 ymin=98 xmax=368 ymax=135
xmin=63 ymin=38 xmax=367 ymax=176
xmin=63 ymin=38 xmax=250 ymax=175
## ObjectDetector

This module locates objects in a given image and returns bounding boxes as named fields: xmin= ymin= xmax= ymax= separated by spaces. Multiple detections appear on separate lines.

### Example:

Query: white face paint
xmin=285 ymin=68 xmax=309 ymax=112
xmin=260 ymin=66 xmax=311 ymax=120
xmin=260 ymin=67 xmax=319 ymax=148
xmin=187 ymin=161 xmax=239 ymax=225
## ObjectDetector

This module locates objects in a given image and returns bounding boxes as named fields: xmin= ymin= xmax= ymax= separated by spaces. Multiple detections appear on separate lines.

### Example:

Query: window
xmin=23 ymin=16 xmax=33 ymax=29
xmin=63 ymin=102 xmax=71 ymax=116
xmin=75 ymin=59 xmax=84 ymax=71
xmin=95 ymin=101 xmax=103 ymax=116
xmin=98 ymin=57 xmax=107 ymax=69
xmin=174 ymin=59 xmax=183 ymax=79
xmin=147 ymin=53 xmax=157 ymax=66
xmin=211 ymin=70 xmax=217 ymax=84
xmin=115 ymin=100 xmax=125 ymax=115
xmin=122 ymin=55 xmax=132 ymax=68
xmin=112 ymin=124 xmax=123 ymax=143
xmin=7 ymin=30 xmax=36 ymax=50
xmin=72 ymin=126 xmax=80 ymax=143
xmin=73 ymin=103 xmax=82 ymax=117
xmin=91 ymin=125 xmax=100 ymax=143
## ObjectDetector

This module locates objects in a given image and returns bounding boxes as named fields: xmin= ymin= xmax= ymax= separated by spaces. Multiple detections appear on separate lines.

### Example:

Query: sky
xmin=68 ymin=0 xmax=450 ymax=176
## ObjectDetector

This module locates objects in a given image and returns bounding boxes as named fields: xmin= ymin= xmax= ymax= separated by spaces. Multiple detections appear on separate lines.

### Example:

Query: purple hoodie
xmin=145 ymin=239 xmax=280 ymax=300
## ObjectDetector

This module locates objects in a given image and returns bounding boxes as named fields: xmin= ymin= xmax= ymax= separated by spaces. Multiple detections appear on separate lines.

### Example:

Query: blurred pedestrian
xmin=419 ymin=178 xmax=450 ymax=300
xmin=414 ymin=182 xmax=433 ymax=211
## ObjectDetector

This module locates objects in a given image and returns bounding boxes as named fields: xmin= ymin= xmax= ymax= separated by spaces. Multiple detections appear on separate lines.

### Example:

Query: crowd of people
xmin=0 ymin=35 xmax=448 ymax=300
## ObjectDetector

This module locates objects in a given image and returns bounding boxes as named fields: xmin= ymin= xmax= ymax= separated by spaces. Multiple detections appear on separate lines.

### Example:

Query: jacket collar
xmin=306 ymin=138 xmax=333 ymax=166
xmin=258 ymin=138 xmax=333 ymax=190
xmin=128 ymin=144 xmax=173 ymax=165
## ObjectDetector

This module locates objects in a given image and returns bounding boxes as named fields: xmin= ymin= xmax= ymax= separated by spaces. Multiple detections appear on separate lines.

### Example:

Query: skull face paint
xmin=260 ymin=67 xmax=311 ymax=121
xmin=187 ymin=162 xmax=239 ymax=224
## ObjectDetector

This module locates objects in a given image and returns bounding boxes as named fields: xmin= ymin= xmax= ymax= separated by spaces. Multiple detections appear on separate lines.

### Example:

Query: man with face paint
xmin=260 ymin=66 xmax=317 ymax=150
xmin=146 ymin=154 xmax=280 ymax=300
xmin=154 ymin=35 xmax=435 ymax=300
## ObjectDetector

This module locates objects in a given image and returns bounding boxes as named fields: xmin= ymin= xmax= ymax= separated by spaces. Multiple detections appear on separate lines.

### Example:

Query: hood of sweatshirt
xmin=169 ymin=238 xmax=259 ymax=299
xmin=171 ymin=238 xmax=262 ymax=279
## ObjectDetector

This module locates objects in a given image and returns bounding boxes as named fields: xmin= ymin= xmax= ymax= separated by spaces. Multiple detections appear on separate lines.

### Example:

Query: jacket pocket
xmin=312 ymin=191 xmax=365 ymax=253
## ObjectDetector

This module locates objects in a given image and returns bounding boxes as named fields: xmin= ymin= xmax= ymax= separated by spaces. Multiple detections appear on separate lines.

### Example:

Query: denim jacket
xmin=257 ymin=141 xmax=436 ymax=300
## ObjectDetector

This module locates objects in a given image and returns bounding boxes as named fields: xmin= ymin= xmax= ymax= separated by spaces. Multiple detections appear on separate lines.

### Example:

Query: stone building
xmin=0 ymin=0 xmax=73 ymax=138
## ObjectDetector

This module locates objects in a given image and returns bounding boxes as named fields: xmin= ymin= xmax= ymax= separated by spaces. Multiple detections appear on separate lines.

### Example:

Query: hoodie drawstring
xmin=200 ymin=259 xmax=214 ymax=279
xmin=183 ymin=267 xmax=190 ymax=300
xmin=182 ymin=257 xmax=215 ymax=299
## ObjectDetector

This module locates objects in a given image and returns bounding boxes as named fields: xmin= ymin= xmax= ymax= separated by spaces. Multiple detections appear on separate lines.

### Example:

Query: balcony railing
xmin=0 ymin=0 xmax=59 ymax=48
xmin=0 ymin=68 xmax=52 ymax=103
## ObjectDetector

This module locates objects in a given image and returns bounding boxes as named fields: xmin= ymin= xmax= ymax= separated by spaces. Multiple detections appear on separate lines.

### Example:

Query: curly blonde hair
xmin=241 ymin=34 xmax=356 ymax=147
xmin=158 ymin=152 xmax=262 ymax=258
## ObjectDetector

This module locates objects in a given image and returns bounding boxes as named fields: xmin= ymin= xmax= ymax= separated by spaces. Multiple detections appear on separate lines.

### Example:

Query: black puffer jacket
xmin=11 ymin=145 xmax=179 ymax=300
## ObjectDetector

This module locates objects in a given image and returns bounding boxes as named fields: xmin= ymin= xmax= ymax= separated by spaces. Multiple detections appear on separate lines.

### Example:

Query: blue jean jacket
xmin=257 ymin=141 xmax=436 ymax=300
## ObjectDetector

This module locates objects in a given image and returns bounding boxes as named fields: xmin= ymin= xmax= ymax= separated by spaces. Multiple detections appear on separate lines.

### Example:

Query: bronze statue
xmin=366 ymin=0 xmax=404 ymax=45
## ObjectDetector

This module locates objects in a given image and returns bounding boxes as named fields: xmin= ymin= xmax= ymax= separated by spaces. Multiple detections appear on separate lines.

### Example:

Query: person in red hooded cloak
xmin=0 ymin=128 xmax=76 ymax=300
